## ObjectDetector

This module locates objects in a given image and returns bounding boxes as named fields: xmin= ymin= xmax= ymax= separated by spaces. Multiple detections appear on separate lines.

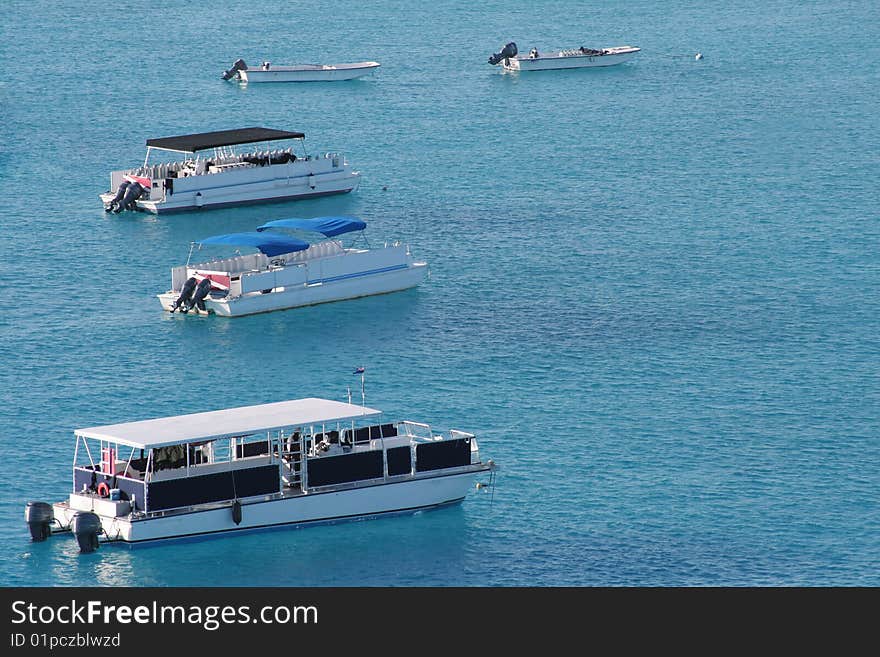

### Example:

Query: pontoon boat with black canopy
xmin=99 ymin=127 xmax=359 ymax=214
xmin=25 ymin=396 xmax=495 ymax=550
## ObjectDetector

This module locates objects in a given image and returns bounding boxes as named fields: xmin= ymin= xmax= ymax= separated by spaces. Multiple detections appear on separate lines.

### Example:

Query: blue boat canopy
xmin=256 ymin=216 xmax=367 ymax=238
xmin=197 ymin=232 xmax=310 ymax=257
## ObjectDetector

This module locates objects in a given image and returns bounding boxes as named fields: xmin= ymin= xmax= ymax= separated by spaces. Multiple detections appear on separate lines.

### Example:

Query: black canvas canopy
xmin=145 ymin=127 xmax=305 ymax=153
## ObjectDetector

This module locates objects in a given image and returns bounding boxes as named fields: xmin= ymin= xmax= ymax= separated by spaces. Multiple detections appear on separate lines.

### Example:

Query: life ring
xmin=97 ymin=482 xmax=110 ymax=498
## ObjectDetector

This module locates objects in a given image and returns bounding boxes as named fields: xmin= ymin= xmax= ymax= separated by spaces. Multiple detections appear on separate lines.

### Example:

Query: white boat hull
xmin=101 ymin=170 xmax=359 ymax=214
xmin=101 ymin=152 xmax=359 ymax=214
xmin=157 ymin=249 xmax=428 ymax=317
xmin=503 ymin=46 xmax=640 ymax=71
xmin=238 ymin=62 xmax=380 ymax=83
xmin=52 ymin=469 xmax=481 ymax=544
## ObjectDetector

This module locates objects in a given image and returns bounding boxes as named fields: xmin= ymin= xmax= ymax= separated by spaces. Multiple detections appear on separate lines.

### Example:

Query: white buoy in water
xmin=695 ymin=52 xmax=703 ymax=60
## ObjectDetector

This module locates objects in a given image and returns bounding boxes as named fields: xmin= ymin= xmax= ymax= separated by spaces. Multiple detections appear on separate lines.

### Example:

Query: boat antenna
xmin=353 ymin=366 xmax=366 ymax=410
xmin=347 ymin=385 xmax=352 ymax=405
xmin=186 ymin=242 xmax=196 ymax=267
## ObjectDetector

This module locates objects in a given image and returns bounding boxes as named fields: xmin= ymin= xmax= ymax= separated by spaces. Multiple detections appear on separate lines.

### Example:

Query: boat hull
xmin=101 ymin=170 xmax=359 ymax=214
xmin=158 ymin=262 xmax=427 ymax=317
xmin=503 ymin=47 xmax=639 ymax=71
xmin=52 ymin=468 xmax=482 ymax=545
xmin=239 ymin=62 xmax=380 ymax=83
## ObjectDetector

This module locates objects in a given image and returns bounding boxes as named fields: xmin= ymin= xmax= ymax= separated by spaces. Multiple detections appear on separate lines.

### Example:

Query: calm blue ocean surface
xmin=1 ymin=0 xmax=878 ymax=586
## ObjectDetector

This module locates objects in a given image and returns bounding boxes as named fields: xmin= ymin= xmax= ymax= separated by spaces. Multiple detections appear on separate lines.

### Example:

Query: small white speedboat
xmin=488 ymin=41 xmax=640 ymax=71
xmin=222 ymin=58 xmax=380 ymax=83
xmin=157 ymin=216 xmax=427 ymax=317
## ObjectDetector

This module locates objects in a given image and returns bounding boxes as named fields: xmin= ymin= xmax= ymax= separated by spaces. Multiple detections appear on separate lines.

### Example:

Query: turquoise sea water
xmin=1 ymin=0 xmax=878 ymax=586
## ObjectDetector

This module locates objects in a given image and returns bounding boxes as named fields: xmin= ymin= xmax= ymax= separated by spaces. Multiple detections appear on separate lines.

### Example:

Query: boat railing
xmin=131 ymin=147 xmax=300 ymax=181
xmin=73 ymin=465 xmax=145 ymax=484
xmin=399 ymin=421 xmax=436 ymax=441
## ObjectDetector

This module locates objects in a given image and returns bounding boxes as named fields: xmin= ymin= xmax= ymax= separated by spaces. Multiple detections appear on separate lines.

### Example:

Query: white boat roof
xmin=75 ymin=398 xmax=383 ymax=449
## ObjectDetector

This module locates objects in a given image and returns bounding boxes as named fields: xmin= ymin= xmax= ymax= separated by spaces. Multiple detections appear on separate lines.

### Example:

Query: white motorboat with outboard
xmin=222 ymin=58 xmax=380 ymax=83
xmin=157 ymin=215 xmax=427 ymax=317
xmin=24 ymin=395 xmax=496 ymax=550
xmin=488 ymin=41 xmax=640 ymax=71
xmin=99 ymin=127 xmax=359 ymax=214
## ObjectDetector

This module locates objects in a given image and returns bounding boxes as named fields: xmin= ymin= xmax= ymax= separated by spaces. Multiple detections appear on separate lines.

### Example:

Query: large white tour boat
xmin=25 ymin=396 xmax=496 ymax=550
xmin=99 ymin=127 xmax=359 ymax=214
xmin=489 ymin=41 xmax=640 ymax=71
xmin=222 ymin=58 xmax=380 ymax=83
xmin=157 ymin=215 xmax=427 ymax=317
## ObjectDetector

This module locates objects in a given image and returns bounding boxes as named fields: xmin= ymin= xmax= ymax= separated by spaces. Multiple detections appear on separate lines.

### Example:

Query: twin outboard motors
xmin=171 ymin=276 xmax=212 ymax=314
xmin=222 ymin=58 xmax=247 ymax=80
xmin=105 ymin=180 xmax=145 ymax=213
xmin=488 ymin=42 xmax=518 ymax=65
xmin=71 ymin=511 xmax=103 ymax=553
xmin=170 ymin=276 xmax=198 ymax=313
xmin=25 ymin=502 xmax=54 ymax=541
xmin=188 ymin=277 xmax=213 ymax=313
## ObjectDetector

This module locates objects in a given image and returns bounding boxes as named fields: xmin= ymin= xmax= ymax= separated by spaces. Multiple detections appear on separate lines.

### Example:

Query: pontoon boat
xmin=157 ymin=216 xmax=427 ymax=317
xmin=99 ymin=127 xmax=359 ymax=214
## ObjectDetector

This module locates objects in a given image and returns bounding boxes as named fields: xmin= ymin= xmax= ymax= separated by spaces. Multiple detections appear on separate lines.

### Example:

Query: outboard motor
xmin=115 ymin=181 xmax=144 ymax=213
xmin=185 ymin=277 xmax=213 ymax=313
xmin=25 ymin=502 xmax=54 ymax=542
xmin=488 ymin=42 xmax=517 ymax=65
xmin=71 ymin=511 xmax=102 ymax=553
xmin=222 ymin=58 xmax=247 ymax=80
xmin=105 ymin=180 xmax=131 ymax=212
xmin=171 ymin=276 xmax=198 ymax=313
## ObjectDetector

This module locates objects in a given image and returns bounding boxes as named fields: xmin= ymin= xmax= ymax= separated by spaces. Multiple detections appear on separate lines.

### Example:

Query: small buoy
xmin=382 ymin=186 xmax=388 ymax=191
xmin=231 ymin=499 xmax=242 ymax=525
xmin=695 ymin=52 xmax=703 ymax=60
xmin=476 ymin=482 xmax=490 ymax=490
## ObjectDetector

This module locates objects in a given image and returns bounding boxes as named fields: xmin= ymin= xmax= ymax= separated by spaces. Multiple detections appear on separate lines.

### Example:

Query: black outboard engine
xmin=105 ymin=180 xmax=131 ymax=212
xmin=25 ymin=501 xmax=54 ymax=541
xmin=171 ymin=276 xmax=198 ymax=313
xmin=71 ymin=511 xmax=102 ymax=553
xmin=184 ymin=277 xmax=213 ymax=314
xmin=222 ymin=58 xmax=247 ymax=80
xmin=115 ymin=181 xmax=145 ymax=213
xmin=488 ymin=42 xmax=517 ymax=65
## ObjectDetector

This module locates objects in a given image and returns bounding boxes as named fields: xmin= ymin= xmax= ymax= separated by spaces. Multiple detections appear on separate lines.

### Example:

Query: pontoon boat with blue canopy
xmin=159 ymin=217 xmax=427 ymax=317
